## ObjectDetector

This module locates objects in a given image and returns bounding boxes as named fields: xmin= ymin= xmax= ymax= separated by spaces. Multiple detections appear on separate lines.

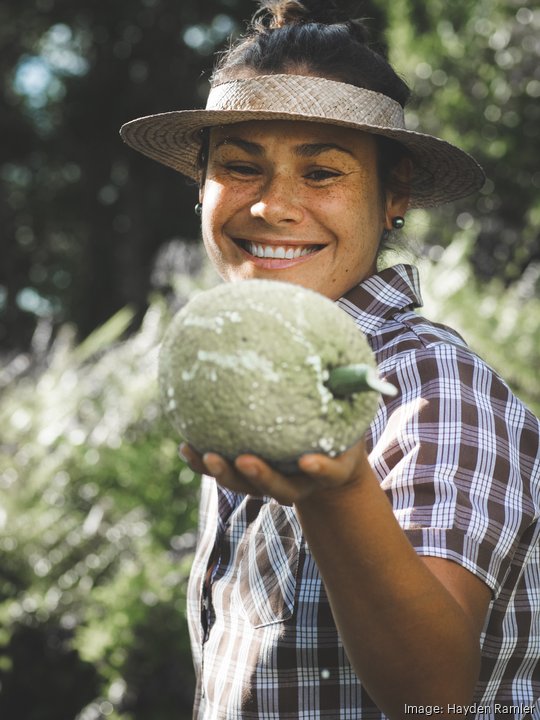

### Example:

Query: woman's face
xmin=199 ymin=119 xmax=405 ymax=299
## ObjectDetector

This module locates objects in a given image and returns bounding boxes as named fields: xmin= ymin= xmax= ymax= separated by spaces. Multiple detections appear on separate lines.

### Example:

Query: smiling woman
xmin=200 ymin=119 xmax=400 ymax=298
xmin=119 ymin=1 xmax=540 ymax=718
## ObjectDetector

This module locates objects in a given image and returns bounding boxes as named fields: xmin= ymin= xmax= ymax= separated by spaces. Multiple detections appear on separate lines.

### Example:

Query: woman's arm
xmin=292 ymin=446 xmax=491 ymax=718
xmin=182 ymin=440 xmax=491 ymax=719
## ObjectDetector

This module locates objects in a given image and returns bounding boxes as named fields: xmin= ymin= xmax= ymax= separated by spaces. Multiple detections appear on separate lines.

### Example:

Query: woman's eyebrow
xmin=214 ymin=137 xmax=264 ymax=155
xmin=213 ymin=138 xmax=354 ymax=158
xmin=295 ymin=142 xmax=354 ymax=158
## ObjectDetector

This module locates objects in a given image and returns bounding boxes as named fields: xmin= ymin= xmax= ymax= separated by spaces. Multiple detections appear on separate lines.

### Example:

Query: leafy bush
xmin=0 ymin=261 xmax=217 ymax=719
xmin=381 ymin=0 xmax=540 ymax=284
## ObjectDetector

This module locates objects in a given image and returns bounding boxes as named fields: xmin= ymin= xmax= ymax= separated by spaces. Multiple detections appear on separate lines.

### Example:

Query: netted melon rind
xmin=158 ymin=279 xmax=381 ymax=468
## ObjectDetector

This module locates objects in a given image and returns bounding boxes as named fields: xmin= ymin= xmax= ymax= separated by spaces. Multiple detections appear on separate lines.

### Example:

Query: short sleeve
xmin=367 ymin=342 xmax=540 ymax=598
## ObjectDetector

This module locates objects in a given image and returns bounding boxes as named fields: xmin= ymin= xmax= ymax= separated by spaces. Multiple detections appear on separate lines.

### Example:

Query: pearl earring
xmin=194 ymin=202 xmax=203 ymax=217
xmin=391 ymin=216 xmax=405 ymax=229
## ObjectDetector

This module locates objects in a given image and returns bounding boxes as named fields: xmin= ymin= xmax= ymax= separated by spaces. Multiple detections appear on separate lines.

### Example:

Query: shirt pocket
xmin=235 ymin=511 xmax=301 ymax=628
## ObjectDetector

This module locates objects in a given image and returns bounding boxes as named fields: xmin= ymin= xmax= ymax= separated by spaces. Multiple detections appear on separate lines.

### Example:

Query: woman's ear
xmin=384 ymin=157 xmax=412 ymax=229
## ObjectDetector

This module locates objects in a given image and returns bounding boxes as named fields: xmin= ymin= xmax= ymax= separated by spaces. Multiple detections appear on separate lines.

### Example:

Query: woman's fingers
xmin=203 ymin=452 xmax=259 ymax=495
xmin=298 ymin=441 xmax=366 ymax=485
xmin=233 ymin=455 xmax=307 ymax=505
xmin=179 ymin=438 xmax=370 ymax=504
xmin=179 ymin=442 xmax=207 ymax=474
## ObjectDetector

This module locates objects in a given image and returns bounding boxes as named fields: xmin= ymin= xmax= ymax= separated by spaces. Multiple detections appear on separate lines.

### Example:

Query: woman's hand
xmin=179 ymin=438 xmax=371 ymax=506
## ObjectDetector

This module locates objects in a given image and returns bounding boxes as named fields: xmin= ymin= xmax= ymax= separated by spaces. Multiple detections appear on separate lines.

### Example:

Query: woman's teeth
xmin=245 ymin=242 xmax=318 ymax=259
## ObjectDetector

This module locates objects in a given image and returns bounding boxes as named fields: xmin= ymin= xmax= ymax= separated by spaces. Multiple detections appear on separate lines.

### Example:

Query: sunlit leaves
xmin=377 ymin=0 xmax=540 ymax=284
xmin=0 ymin=269 xmax=211 ymax=717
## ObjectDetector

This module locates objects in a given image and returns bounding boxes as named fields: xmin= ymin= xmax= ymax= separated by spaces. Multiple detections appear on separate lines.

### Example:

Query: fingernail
xmin=203 ymin=454 xmax=224 ymax=476
xmin=240 ymin=463 xmax=259 ymax=478
xmin=301 ymin=458 xmax=320 ymax=473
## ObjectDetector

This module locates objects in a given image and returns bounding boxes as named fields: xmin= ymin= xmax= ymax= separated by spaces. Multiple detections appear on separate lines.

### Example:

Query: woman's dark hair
xmin=212 ymin=0 xmax=410 ymax=109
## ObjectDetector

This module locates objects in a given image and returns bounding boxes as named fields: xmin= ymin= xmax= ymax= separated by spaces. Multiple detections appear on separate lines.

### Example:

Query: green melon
xmin=158 ymin=279 xmax=396 ymax=473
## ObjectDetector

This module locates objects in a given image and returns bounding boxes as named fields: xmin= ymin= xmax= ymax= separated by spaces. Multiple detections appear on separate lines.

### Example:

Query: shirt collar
xmin=336 ymin=264 xmax=423 ymax=336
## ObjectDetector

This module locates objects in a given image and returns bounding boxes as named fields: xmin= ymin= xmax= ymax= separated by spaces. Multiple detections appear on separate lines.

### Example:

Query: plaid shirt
xmin=187 ymin=264 xmax=540 ymax=719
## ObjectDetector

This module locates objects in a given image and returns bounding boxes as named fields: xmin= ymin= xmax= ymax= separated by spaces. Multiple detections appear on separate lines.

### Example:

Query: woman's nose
xmin=250 ymin=174 xmax=304 ymax=225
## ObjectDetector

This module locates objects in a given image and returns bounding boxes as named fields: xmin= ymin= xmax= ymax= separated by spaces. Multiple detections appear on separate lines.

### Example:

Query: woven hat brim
xmin=120 ymin=75 xmax=485 ymax=207
xmin=120 ymin=109 xmax=484 ymax=208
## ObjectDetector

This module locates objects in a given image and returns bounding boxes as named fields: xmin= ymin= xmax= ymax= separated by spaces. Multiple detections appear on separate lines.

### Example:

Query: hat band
xmin=206 ymin=74 xmax=406 ymax=130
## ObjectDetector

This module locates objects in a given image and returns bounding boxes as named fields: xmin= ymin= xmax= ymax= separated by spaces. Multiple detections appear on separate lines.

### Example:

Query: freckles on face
xmin=200 ymin=183 xmax=252 ymax=280
xmin=199 ymin=120 xmax=386 ymax=299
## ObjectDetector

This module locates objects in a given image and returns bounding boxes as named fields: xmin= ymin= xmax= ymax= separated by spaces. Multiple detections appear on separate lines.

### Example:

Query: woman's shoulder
xmin=373 ymin=311 xmax=540 ymax=456
xmin=373 ymin=308 xmax=470 ymax=362
xmin=377 ymin=312 xmax=523 ymax=406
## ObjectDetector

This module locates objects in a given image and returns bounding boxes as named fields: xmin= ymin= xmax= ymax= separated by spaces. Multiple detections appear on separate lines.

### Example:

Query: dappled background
xmin=1 ymin=1 xmax=539 ymax=719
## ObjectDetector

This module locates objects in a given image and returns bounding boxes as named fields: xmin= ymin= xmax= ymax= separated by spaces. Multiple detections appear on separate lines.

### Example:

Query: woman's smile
xmin=234 ymin=237 xmax=326 ymax=266
xmin=199 ymin=119 xmax=406 ymax=299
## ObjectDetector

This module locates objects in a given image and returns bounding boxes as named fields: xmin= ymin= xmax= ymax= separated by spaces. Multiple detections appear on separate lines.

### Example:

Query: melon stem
xmin=327 ymin=364 xmax=398 ymax=398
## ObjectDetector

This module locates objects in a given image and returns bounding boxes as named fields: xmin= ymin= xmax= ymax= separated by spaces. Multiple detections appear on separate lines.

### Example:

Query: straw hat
xmin=120 ymin=74 xmax=485 ymax=208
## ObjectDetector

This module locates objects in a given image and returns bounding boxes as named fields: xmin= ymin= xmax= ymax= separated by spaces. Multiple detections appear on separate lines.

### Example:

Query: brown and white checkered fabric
xmin=187 ymin=265 xmax=540 ymax=719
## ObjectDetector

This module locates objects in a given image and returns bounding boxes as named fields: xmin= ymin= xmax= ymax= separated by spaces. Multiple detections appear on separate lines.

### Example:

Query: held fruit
xmin=158 ymin=279 xmax=396 ymax=473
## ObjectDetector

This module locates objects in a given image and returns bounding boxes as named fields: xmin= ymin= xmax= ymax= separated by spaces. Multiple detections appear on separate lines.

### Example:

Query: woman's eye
xmin=226 ymin=164 xmax=260 ymax=176
xmin=305 ymin=169 xmax=341 ymax=181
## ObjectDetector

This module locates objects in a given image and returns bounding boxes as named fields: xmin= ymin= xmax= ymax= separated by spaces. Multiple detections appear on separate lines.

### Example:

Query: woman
xmin=121 ymin=2 xmax=540 ymax=718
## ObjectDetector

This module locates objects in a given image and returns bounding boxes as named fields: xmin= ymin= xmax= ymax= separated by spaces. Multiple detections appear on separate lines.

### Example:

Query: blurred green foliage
xmin=381 ymin=0 xmax=540 ymax=282
xmin=0 ymin=268 xmax=212 ymax=719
